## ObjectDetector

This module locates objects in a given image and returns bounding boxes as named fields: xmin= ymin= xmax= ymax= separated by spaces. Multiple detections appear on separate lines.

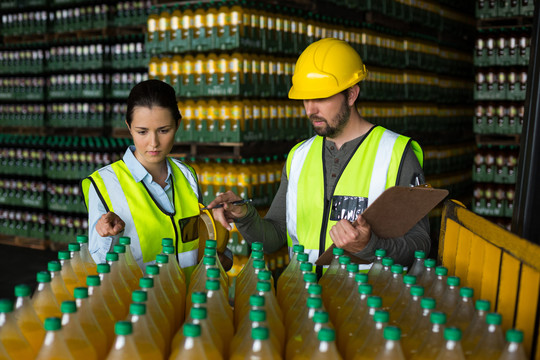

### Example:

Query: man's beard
xmin=310 ymin=100 xmax=351 ymax=138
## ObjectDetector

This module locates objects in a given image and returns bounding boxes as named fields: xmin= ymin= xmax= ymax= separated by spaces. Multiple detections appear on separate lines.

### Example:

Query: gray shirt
xmin=235 ymin=128 xmax=431 ymax=267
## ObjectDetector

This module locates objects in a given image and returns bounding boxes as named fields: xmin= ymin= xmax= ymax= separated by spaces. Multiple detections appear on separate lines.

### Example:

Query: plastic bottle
xmin=282 ymin=262 xmax=314 ymax=311
xmin=498 ymin=329 xmax=527 ymax=360
xmin=351 ymin=310 xmax=390 ymax=359
xmin=438 ymin=276 xmax=461 ymax=317
xmin=396 ymin=285 xmax=425 ymax=337
xmin=58 ymin=250 xmax=80 ymax=296
xmin=171 ymin=322 xmax=223 ymax=360
xmin=243 ymin=294 xmax=285 ymax=349
xmin=380 ymin=264 xmax=405 ymax=310
xmin=106 ymin=321 xmax=145 ymax=359
xmin=469 ymin=312 xmax=505 ymax=359
xmin=230 ymin=326 xmax=281 ymax=360
xmin=345 ymin=296 xmax=383 ymax=359
xmin=402 ymin=297 xmax=436 ymax=358
xmin=436 ymin=327 xmax=466 ymax=360
xmin=322 ymin=255 xmax=351 ymax=308
xmin=408 ymin=250 xmax=426 ymax=278
xmin=235 ymin=252 xmax=266 ymax=304
xmin=286 ymin=272 xmax=318 ymax=321
xmin=426 ymin=266 xmax=448 ymax=299
xmin=60 ymin=300 xmax=98 ymax=360
xmin=328 ymin=263 xmax=359 ymax=321
xmin=389 ymin=274 xmax=416 ymax=322
xmin=204 ymin=239 xmax=228 ymax=283
xmin=413 ymin=311 xmax=447 ymax=359
xmin=147 ymin=6 xmax=159 ymax=43
xmin=368 ymin=248 xmax=387 ymax=283
xmin=146 ymin=264 xmax=176 ymax=332
xmin=288 ymin=294 xmax=325 ymax=342
xmin=162 ymin=244 xmax=187 ymax=287
xmin=417 ymin=258 xmax=436 ymax=289
xmin=13 ymin=284 xmax=44 ymax=353
xmin=85 ymin=275 xmax=115 ymax=342
xmin=236 ymin=265 xmax=273 ymax=325
xmin=156 ymin=253 xmax=185 ymax=327
xmin=0 ymin=299 xmax=34 ymax=360
xmin=97 ymin=263 xmax=127 ymax=321
xmin=131 ymin=290 xmax=166 ymax=354
xmin=318 ymin=247 xmax=344 ymax=289
xmin=172 ymin=306 xmax=224 ymax=356
xmin=204 ymin=279 xmax=234 ymax=353
xmin=276 ymin=244 xmax=304 ymax=299
xmin=126 ymin=303 xmax=163 ymax=358
xmin=237 ymin=158 xmax=253 ymax=199
xmin=139 ymin=277 xmax=171 ymax=344
xmin=235 ymin=242 xmax=264 ymax=289
xmin=287 ymin=310 xmax=329 ymax=359
xmin=35 ymin=317 xmax=74 ymax=360
xmin=233 ymin=309 xmax=282 ymax=356
xmin=32 ymin=271 xmax=61 ymax=322
xmin=278 ymin=252 xmax=308 ymax=306
xmin=73 ymin=287 xmax=108 ymax=358
xmin=75 ymin=235 xmax=97 ymax=275
xmin=47 ymin=260 xmax=72 ymax=305
xmin=112 ymin=244 xmax=138 ymax=291
xmin=373 ymin=257 xmax=395 ymax=294
xmin=68 ymin=242 xmax=89 ymax=286
xmin=375 ymin=326 xmax=406 ymax=360
xmin=337 ymin=283 xmax=372 ymax=349
xmin=336 ymin=274 xmax=370 ymax=329
xmin=253 ymin=280 xmax=284 ymax=334
xmin=105 ymin=252 xmax=132 ymax=308
xmin=448 ymin=287 xmax=475 ymax=329
xmin=295 ymin=327 xmax=342 ymax=360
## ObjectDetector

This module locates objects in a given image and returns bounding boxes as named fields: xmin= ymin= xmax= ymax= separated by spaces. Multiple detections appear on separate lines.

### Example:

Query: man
xmin=208 ymin=38 xmax=430 ymax=270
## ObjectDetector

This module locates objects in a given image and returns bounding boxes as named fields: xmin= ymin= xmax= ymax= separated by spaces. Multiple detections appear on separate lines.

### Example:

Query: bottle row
xmin=475 ymin=0 xmax=535 ymax=19
xmin=423 ymin=143 xmax=476 ymax=177
xmin=473 ymin=183 xmax=515 ymax=218
xmin=474 ymin=103 xmax=525 ymax=135
xmin=0 ymin=72 xmax=147 ymax=101
xmin=0 ymin=103 xmax=46 ymax=127
xmin=474 ymin=69 xmax=527 ymax=101
xmin=473 ymin=145 xmax=519 ymax=185
xmin=474 ymin=33 xmax=531 ymax=67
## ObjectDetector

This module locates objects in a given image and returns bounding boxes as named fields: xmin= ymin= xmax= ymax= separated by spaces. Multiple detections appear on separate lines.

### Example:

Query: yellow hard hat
xmin=288 ymin=38 xmax=368 ymax=100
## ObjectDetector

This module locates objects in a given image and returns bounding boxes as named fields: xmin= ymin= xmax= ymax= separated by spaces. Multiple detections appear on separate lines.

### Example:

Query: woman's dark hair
xmin=126 ymin=79 xmax=181 ymax=127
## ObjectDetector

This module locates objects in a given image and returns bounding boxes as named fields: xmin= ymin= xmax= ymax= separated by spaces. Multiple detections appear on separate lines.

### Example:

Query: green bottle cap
xmin=48 ymin=261 xmax=62 ymax=272
xmin=58 ymin=251 xmax=71 ymax=260
xmin=250 ymin=295 xmax=265 ymax=307
xmin=205 ymin=239 xmax=217 ymax=249
xmin=304 ymin=272 xmax=317 ymax=283
xmin=333 ymin=247 xmax=344 ymax=256
xmin=313 ymin=311 xmax=329 ymax=323
xmin=297 ymin=253 xmax=309 ymax=262
xmin=447 ymin=276 xmax=460 ymax=286
xmin=486 ymin=313 xmax=502 ymax=325
xmin=318 ymin=328 xmax=335 ymax=342
xmin=61 ymin=301 xmax=77 ymax=313
xmin=256 ymin=281 xmax=271 ymax=292
xmin=206 ymin=279 xmax=220 ymax=291
xmin=414 ymin=250 xmax=426 ymax=259
xmin=132 ymin=290 xmax=148 ymax=302
xmin=358 ymin=284 xmax=373 ymax=295
xmin=74 ymin=287 xmax=88 ymax=299
xmin=207 ymin=268 xmax=220 ymax=279
xmin=300 ymin=262 xmax=313 ymax=272
xmin=184 ymin=323 xmax=201 ymax=337
xmin=76 ymin=235 xmax=89 ymax=244
xmin=68 ymin=243 xmax=80 ymax=252
xmin=307 ymin=297 xmax=323 ymax=309
xmin=367 ymin=296 xmax=383 ymax=308
xmin=253 ymin=259 xmax=266 ymax=269
xmin=139 ymin=277 xmax=154 ymax=288
xmin=119 ymin=236 xmax=131 ymax=245
xmin=146 ymin=265 xmax=160 ymax=275
xmin=113 ymin=244 xmax=126 ymax=254
xmin=161 ymin=238 xmax=173 ymax=247
xmin=374 ymin=310 xmax=390 ymax=323
xmin=475 ymin=299 xmax=491 ymax=311
xmin=375 ymin=249 xmax=386 ymax=257
xmin=204 ymin=248 xmax=216 ymax=257
xmin=14 ymin=284 xmax=31 ymax=297
xmin=410 ymin=285 xmax=424 ymax=297
xmin=130 ymin=303 xmax=146 ymax=315
xmin=339 ymin=256 xmax=351 ymax=265
xmin=506 ymin=329 xmax=524 ymax=343
xmin=421 ymin=297 xmax=436 ymax=309
xmin=308 ymin=284 xmax=322 ymax=295
xmin=156 ymin=254 xmax=168 ymax=264
xmin=293 ymin=244 xmax=304 ymax=253
xmin=391 ymin=264 xmax=404 ymax=274
xmin=252 ymin=242 xmax=263 ymax=251
xmin=355 ymin=273 xmax=369 ymax=284
xmin=252 ymin=326 xmax=269 ymax=340
xmin=252 ymin=251 xmax=264 ymax=260
xmin=37 ymin=271 xmax=52 ymax=283
xmin=106 ymin=252 xmax=119 ymax=262
xmin=425 ymin=259 xmax=436 ymax=268
xmin=44 ymin=317 xmax=62 ymax=331
xmin=191 ymin=307 xmax=207 ymax=320
xmin=86 ymin=275 xmax=100 ymax=286
xmin=163 ymin=246 xmax=175 ymax=255
xmin=250 ymin=309 xmax=266 ymax=322
xmin=444 ymin=327 xmax=462 ymax=341
xmin=97 ymin=263 xmax=110 ymax=274
xmin=203 ymin=256 xmax=217 ymax=266
xmin=460 ymin=287 xmax=474 ymax=298
xmin=382 ymin=257 xmax=394 ymax=267
xmin=403 ymin=275 xmax=417 ymax=285
xmin=347 ymin=263 xmax=359 ymax=273
xmin=0 ymin=299 xmax=13 ymax=313
xmin=435 ymin=266 xmax=448 ymax=276
xmin=431 ymin=312 xmax=447 ymax=324
xmin=192 ymin=292 xmax=207 ymax=304
xmin=383 ymin=326 xmax=401 ymax=341
xmin=115 ymin=321 xmax=133 ymax=336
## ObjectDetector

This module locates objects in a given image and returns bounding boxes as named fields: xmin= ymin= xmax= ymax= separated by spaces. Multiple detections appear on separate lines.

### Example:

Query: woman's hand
xmin=96 ymin=212 xmax=125 ymax=237
xmin=207 ymin=191 xmax=248 ymax=231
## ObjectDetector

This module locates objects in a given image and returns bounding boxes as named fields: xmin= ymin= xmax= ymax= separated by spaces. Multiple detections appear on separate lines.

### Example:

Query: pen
xmin=201 ymin=199 xmax=252 ymax=211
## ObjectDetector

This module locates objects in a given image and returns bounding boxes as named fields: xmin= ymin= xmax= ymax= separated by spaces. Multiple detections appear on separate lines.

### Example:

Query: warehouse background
xmin=0 ymin=0 xmax=535 ymax=298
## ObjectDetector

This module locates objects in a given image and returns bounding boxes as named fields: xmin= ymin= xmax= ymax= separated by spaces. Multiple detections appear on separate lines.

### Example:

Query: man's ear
xmin=347 ymin=84 xmax=360 ymax=107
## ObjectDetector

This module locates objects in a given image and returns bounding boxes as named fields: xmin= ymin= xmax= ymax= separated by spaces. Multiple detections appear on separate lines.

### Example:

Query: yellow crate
xmin=439 ymin=200 xmax=540 ymax=359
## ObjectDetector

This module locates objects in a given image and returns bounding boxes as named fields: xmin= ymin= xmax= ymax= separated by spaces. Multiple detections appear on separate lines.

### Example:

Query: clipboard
xmin=315 ymin=186 xmax=449 ymax=266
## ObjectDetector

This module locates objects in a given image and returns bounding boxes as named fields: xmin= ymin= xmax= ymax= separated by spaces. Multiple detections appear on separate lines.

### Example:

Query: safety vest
xmin=82 ymin=157 xmax=201 ymax=280
xmin=286 ymin=126 xmax=423 ymax=267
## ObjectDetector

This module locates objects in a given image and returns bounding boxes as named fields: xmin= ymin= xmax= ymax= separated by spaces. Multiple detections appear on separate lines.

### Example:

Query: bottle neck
xmin=445 ymin=340 xmax=462 ymax=352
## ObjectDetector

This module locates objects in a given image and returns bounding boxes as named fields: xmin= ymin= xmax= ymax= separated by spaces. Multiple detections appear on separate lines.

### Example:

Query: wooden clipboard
xmin=315 ymin=186 xmax=448 ymax=266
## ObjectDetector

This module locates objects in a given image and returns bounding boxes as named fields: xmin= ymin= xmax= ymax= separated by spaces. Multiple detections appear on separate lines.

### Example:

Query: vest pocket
xmin=178 ymin=215 xmax=200 ymax=243
xmin=330 ymin=195 xmax=368 ymax=222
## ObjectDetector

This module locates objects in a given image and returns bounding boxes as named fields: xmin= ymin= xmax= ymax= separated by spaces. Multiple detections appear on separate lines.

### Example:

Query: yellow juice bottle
xmin=13 ymin=284 xmax=44 ymax=353
xmin=171 ymin=323 xmax=223 ymax=360
xmin=219 ymin=99 xmax=231 ymax=133
xmin=106 ymin=321 xmax=162 ymax=359
xmin=146 ymin=6 xmax=159 ymax=42
xmin=139 ymin=277 xmax=171 ymax=344
xmin=96 ymin=263 xmax=127 ymax=321
xmin=232 ymin=309 xmax=282 ymax=356
xmin=148 ymin=56 xmax=159 ymax=79
xmin=75 ymin=235 xmax=97 ymax=275
xmin=112 ymin=244 xmax=138 ymax=291
xmin=194 ymin=99 xmax=206 ymax=136
xmin=131 ymin=290 xmax=166 ymax=356
xmin=145 ymin=265 xmax=177 ymax=333
xmin=32 ymin=271 xmax=61 ymax=323
xmin=68 ymin=243 xmax=88 ymax=288
xmin=86 ymin=276 xmax=115 ymax=344
xmin=230 ymin=326 xmax=280 ymax=360
xmin=118 ymin=237 xmax=143 ymax=279
xmin=204 ymin=279 xmax=234 ymax=352
xmin=58 ymin=251 xmax=80 ymax=296
xmin=47 ymin=260 xmax=72 ymax=306
xmin=287 ymin=310 xmax=331 ymax=360
xmin=60 ymin=301 xmax=98 ymax=360
xmin=126 ymin=303 xmax=164 ymax=358
xmin=156 ymin=254 xmax=185 ymax=327
xmin=193 ymin=5 xmax=206 ymax=42
xmin=214 ymin=158 xmax=226 ymax=195
xmin=0 ymin=299 xmax=35 ymax=360
xmin=206 ymin=53 xmax=217 ymax=86
xmin=162 ymin=244 xmax=187 ymax=288
xmin=181 ymin=54 xmax=193 ymax=87
xmin=158 ymin=5 xmax=171 ymax=43
xmin=105 ymin=253 xmax=131 ymax=309
xmin=170 ymin=5 xmax=182 ymax=43
xmin=237 ymin=158 xmax=252 ymax=199
xmin=158 ymin=56 xmax=171 ymax=82
xmin=207 ymin=99 xmax=219 ymax=135
xmin=181 ymin=4 xmax=193 ymax=42
xmin=35 ymin=317 xmax=74 ymax=360
xmin=225 ymin=158 xmax=238 ymax=193
xmin=194 ymin=54 xmax=205 ymax=87
xmin=73 ymin=287 xmax=108 ymax=358
xmin=170 ymin=55 xmax=182 ymax=89
xmin=206 ymin=4 xmax=217 ymax=41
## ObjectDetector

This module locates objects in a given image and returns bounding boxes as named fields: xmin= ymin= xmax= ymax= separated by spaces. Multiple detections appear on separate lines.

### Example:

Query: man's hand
xmin=329 ymin=214 xmax=371 ymax=253
xmin=206 ymin=191 xmax=248 ymax=231
xmin=96 ymin=212 xmax=125 ymax=237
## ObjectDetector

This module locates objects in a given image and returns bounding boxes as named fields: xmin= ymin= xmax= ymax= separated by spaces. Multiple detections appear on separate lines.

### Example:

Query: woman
xmin=82 ymin=79 xmax=230 ymax=279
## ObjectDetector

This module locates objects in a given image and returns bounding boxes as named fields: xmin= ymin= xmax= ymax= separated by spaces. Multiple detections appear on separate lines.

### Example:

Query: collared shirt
xmin=87 ymin=145 xmax=174 ymax=263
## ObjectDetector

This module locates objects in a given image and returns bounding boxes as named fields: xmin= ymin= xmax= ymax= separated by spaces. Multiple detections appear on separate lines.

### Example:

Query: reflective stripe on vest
xmin=82 ymin=157 xmax=200 ymax=272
